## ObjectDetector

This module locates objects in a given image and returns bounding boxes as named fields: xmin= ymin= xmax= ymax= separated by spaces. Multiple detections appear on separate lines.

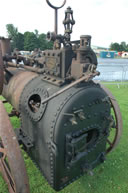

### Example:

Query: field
xmin=0 ymin=83 xmax=128 ymax=193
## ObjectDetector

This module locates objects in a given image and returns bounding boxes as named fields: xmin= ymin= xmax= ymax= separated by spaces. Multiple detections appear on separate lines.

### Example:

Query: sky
xmin=0 ymin=0 xmax=128 ymax=48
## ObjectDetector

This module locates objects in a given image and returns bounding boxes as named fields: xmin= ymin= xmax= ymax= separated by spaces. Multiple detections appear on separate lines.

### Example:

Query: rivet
xmin=83 ymin=128 xmax=87 ymax=131
xmin=94 ymin=113 xmax=97 ymax=116
xmin=88 ymin=103 xmax=92 ymax=107
xmin=57 ymin=108 xmax=60 ymax=111
xmin=50 ymin=135 xmax=53 ymax=138
xmin=87 ymin=115 xmax=91 ymax=119
xmin=64 ymin=123 xmax=67 ymax=127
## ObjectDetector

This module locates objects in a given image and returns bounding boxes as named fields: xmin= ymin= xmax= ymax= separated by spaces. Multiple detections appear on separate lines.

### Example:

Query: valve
xmin=63 ymin=6 xmax=75 ymax=42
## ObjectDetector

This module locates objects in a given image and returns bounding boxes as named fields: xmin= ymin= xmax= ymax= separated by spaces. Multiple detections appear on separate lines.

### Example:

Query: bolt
xmin=70 ymin=117 xmax=77 ymax=125
xmin=78 ymin=112 xmax=86 ymax=120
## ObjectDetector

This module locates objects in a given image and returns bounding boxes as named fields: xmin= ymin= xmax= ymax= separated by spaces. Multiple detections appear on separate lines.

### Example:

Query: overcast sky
xmin=0 ymin=0 xmax=128 ymax=48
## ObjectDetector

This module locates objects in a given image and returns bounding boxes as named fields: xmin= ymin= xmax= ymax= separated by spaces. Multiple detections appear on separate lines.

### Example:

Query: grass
xmin=0 ymin=83 xmax=128 ymax=193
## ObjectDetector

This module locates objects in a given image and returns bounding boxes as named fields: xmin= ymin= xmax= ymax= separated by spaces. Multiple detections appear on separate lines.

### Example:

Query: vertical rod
xmin=55 ymin=9 xmax=58 ymax=35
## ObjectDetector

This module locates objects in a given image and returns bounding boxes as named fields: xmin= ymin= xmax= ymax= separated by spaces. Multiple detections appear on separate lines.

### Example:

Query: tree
xmin=47 ymin=40 xmax=53 ymax=50
xmin=6 ymin=24 xmax=24 ymax=50
xmin=6 ymin=24 xmax=18 ymax=50
xmin=6 ymin=24 xmax=18 ymax=39
xmin=39 ymin=33 xmax=53 ymax=50
xmin=16 ymin=33 xmax=24 ymax=50
xmin=110 ymin=41 xmax=128 ymax=52
xmin=6 ymin=24 xmax=53 ymax=51
xmin=110 ymin=42 xmax=121 ymax=51
xmin=24 ymin=32 xmax=39 ymax=51
xmin=34 ymin=29 xmax=39 ymax=38
xmin=120 ymin=41 xmax=128 ymax=51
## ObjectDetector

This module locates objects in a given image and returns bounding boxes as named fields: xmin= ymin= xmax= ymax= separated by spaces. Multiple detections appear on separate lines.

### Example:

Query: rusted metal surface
xmin=41 ymin=71 xmax=100 ymax=105
xmin=0 ymin=101 xmax=30 ymax=193
xmin=2 ymin=70 xmax=38 ymax=111
xmin=0 ymin=37 xmax=11 ymax=56
xmin=7 ymin=61 xmax=45 ymax=73
xmin=100 ymin=84 xmax=123 ymax=153
xmin=0 ymin=43 xmax=4 ymax=94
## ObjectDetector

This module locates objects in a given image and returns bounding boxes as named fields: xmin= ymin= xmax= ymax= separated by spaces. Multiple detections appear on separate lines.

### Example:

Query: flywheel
xmin=100 ymin=84 xmax=123 ymax=154
xmin=0 ymin=43 xmax=4 ymax=94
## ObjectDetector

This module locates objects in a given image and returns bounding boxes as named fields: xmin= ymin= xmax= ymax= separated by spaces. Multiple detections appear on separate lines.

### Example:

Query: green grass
xmin=0 ymin=83 xmax=128 ymax=193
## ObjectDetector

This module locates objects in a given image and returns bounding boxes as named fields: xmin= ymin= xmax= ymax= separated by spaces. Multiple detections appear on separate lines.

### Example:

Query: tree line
xmin=109 ymin=41 xmax=128 ymax=52
xmin=6 ymin=24 xmax=128 ymax=53
xmin=6 ymin=24 xmax=53 ymax=51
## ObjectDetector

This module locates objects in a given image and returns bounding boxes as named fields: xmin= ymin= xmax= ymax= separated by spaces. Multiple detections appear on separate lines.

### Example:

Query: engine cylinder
xmin=2 ymin=69 xmax=38 ymax=111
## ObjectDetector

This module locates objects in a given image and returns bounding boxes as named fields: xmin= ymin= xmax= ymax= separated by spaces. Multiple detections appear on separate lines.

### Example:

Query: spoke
xmin=0 ymin=159 xmax=16 ymax=193
xmin=107 ymin=139 xmax=113 ymax=147
xmin=1 ymin=159 xmax=16 ymax=191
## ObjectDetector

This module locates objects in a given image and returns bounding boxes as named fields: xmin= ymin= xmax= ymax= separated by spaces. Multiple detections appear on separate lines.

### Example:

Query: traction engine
xmin=0 ymin=0 xmax=122 ymax=192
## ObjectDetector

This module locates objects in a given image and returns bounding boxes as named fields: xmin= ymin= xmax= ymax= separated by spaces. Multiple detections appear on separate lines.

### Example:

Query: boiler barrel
xmin=2 ymin=69 xmax=112 ymax=191
xmin=18 ymin=76 xmax=111 ymax=191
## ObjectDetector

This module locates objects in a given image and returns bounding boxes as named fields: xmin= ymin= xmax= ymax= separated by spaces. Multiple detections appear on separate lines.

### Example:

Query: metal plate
xmin=0 ymin=101 xmax=30 ymax=193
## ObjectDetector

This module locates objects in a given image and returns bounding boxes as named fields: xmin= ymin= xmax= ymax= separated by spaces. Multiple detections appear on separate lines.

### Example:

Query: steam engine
xmin=0 ymin=1 xmax=122 ymax=191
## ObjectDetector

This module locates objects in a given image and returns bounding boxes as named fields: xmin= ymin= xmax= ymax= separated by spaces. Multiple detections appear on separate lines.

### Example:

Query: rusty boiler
xmin=0 ymin=0 xmax=122 ymax=192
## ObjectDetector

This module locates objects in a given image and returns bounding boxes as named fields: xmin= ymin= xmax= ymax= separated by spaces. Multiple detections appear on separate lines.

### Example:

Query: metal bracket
xmin=15 ymin=128 xmax=33 ymax=151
